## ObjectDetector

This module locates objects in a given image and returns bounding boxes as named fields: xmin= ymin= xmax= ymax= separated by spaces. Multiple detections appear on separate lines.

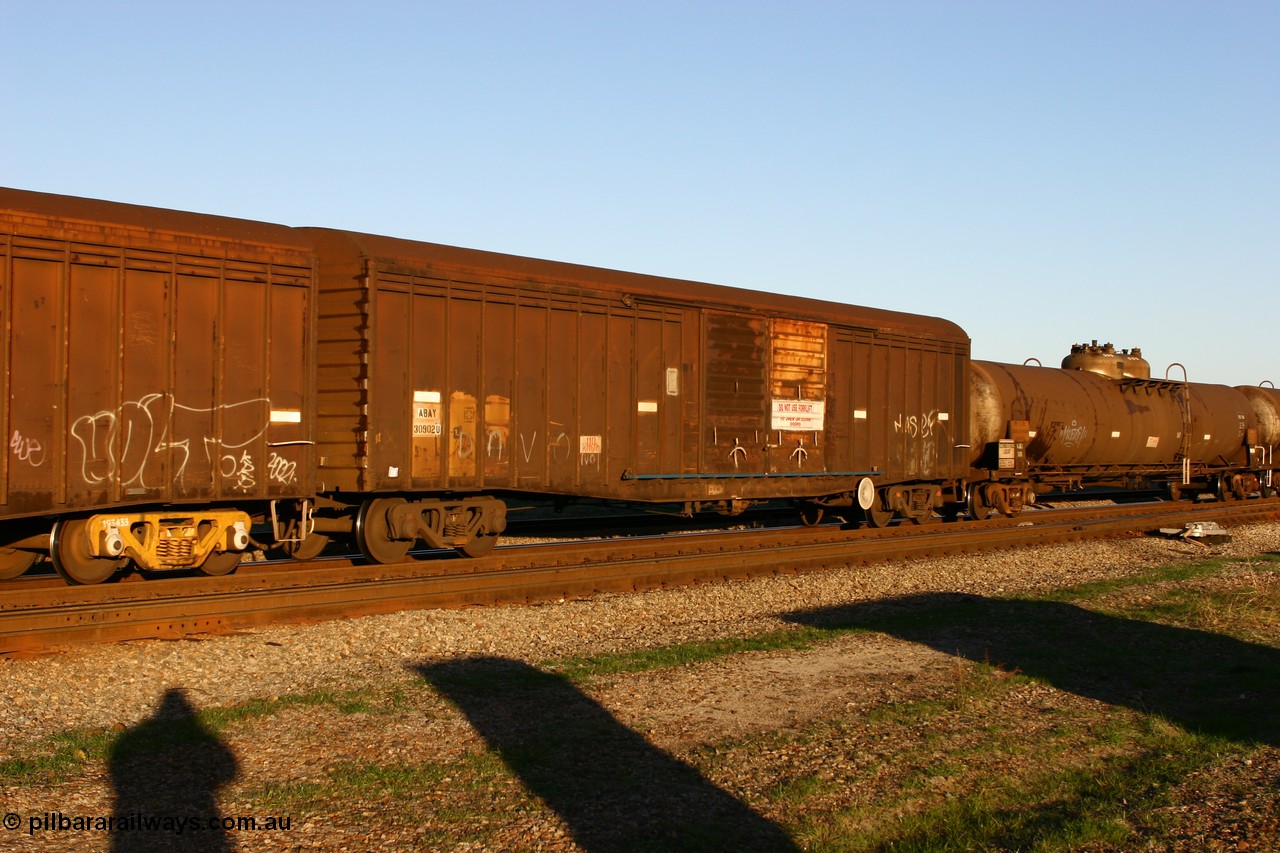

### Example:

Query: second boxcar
xmin=300 ymin=227 xmax=971 ymax=559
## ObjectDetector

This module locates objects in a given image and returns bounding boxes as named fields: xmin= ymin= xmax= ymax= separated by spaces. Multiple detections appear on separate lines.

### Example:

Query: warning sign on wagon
xmin=771 ymin=399 xmax=825 ymax=431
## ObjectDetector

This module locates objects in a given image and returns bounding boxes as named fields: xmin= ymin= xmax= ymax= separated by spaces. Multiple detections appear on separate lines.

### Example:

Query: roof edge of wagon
xmin=299 ymin=227 xmax=971 ymax=344
xmin=0 ymin=186 xmax=314 ymax=253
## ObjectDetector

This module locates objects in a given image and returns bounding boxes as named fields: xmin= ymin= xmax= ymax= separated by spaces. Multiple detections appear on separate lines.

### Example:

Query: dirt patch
xmin=596 ymin=633 xmax=954 ymax=747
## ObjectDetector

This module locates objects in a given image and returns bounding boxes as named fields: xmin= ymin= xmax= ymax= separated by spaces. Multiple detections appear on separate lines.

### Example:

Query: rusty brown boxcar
xmin=300 ymin=228 xmax=972 ymax=560
xmin=0 ymin=188 xmax=316 ymax=582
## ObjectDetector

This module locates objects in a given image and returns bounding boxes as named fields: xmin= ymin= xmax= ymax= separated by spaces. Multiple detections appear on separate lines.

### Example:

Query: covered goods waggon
xmin=298 ymin=227 xmax=971 ymax=561
xmin=0 ymin=189 xmax=315 ymax=582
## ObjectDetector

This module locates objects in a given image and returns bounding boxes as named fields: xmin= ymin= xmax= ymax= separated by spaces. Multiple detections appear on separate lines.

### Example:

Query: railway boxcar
xmin=0 ymin=189 xmax=317 ymax=582
xmin=966 ymin=342 xmax=1280 ymax=516
xmin=298 ymin=228 xmax=972 ymax=560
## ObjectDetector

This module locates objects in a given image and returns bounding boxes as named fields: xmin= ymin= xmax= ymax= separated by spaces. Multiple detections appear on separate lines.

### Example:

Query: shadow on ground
xmin=784 ymin=592 xmax=1280 ymax=747
xmin=417 ymin=657 xmax=798 ymax=853
xmin=109 ymin=687 xmax=238 ymax=852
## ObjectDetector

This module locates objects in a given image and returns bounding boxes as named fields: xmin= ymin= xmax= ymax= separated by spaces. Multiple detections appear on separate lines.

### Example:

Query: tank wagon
xmin=965 ymin=341 xmax=1280 ymax=518
xmin=2 ymin=188 xmax=971 ymax=582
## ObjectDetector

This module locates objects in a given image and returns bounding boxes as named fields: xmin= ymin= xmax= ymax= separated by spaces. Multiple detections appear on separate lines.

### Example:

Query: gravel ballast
xmin=3 ymin=524 xmax=1276 ymax=753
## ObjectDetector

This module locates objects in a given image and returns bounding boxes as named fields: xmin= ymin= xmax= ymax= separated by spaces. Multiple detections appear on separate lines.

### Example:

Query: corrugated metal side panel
xmin=577 ymin=305 xmax=609 ymax=484
xmin=0 ymin=234 xmax=8 ymax=503
xmin=837 ymin=328 xmax=967 ymax=484
xmin=633 ymin=307 xmax=665 ymax=476
xmin=481 ymin=298 xmax=516 ymax=485
xmin=2 ymin=216 xmax=313 ymax=519
xmin=703 ymin=311 xmax=767 ymax=475
xmin=407 ymin=282 xmax=447 ymax=484
xmin=370 ymin=274 xmax=411 ymax=489
xmin=546 ymin=300 xmax=579 ymax=489
xmin=358 ymin=269 xmax=636 ymax=497
xmin=3 ymin=247 xmax=62 ymax=513
xmin=767 ymin=318 xmax=827 ymax=474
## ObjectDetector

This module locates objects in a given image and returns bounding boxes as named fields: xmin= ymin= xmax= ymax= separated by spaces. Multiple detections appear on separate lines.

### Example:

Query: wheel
xmin=968 ymin=488 xmax=993 ymax=521
xmin=275 ymin=516 xmax=331 ymax=561
xmin=51 ymin=519 xmax=125 ymax=585
xmin=458 ymin=533 xmax=498 ymax=558
xmin=355 ymin=498 xmax=413 ymax=564
xmin=0 ymin=547 xmax=37 ymax=580
xmin=864 ymin=500 xmax=894 ymax=528
xmin=798 ymin=504 xmax=825 ymax=527
xmin=1218 ymin=475 xmax=1239 ymax=502
xmin=279 ymin=532 xmax=330 ymax=561
xmin=281 ymin=532 xmax=330 ymax=561
xmin=907 ymin=510 xmax=937 ymax=525
xmin=197 ymin=551 xmax=242 ymax=577
xmin=1169 ymin=483 xmax=1183 ymax=502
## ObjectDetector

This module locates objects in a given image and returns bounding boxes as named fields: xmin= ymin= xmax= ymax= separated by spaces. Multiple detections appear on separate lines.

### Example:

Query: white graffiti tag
xmin=71 ymin=394 xmax=272 ymax=489
xmin=9 ymin=430 xmax=45 ymax=467
xmin=222 ymin=450 xmax=257 ymax=491
xmin=893 ymin=410 xmax=938 ymax=439
xmin=1060 ymin=420 xmax=1088 ymax=448
xmin=267 ymin=452 xmax=298 ymax=485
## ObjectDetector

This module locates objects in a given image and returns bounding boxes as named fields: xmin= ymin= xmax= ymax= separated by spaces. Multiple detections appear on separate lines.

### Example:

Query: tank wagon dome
xmin=1061 ymin=340 xmax=1150 ymax=380
xmin=296 ymin=227 xmax=971 ymax=345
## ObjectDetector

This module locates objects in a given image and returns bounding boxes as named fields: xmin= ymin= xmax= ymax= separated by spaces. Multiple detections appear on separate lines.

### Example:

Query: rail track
xmin=2 ymin=498 xmax=1277 ymax=656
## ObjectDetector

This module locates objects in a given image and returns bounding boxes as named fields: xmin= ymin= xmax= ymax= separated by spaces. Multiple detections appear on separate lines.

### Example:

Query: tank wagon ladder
xmin=1164 ymin=363 xmax=1195 ymax=497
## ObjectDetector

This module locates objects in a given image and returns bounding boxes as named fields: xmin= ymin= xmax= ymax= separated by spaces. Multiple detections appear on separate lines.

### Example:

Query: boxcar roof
xmin=0 ymin=187 xmax=313 ymax=254
xmin=306 ymin=227 xmax=970 ymax=344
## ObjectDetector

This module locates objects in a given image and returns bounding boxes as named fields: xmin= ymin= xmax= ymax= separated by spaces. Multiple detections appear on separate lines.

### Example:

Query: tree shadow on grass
xmin=416 ymin=657 xmax=799 ymax=853
xmin=783 ymin=593 xmax=1280 ymax=747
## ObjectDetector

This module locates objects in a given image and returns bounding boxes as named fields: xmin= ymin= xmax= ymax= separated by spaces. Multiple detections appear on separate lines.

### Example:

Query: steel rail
xmin=2 ymin=499 xmax=1276 ymax=656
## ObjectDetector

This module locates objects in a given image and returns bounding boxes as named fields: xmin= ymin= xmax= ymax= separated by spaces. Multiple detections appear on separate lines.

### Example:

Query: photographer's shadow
xmin=109 ymin=687 xmax=238 ymax=852
xmin=785 ymin=593 xmax=1280 ymax=746
xmin=417 ymin=657 xmax=798 ymax=853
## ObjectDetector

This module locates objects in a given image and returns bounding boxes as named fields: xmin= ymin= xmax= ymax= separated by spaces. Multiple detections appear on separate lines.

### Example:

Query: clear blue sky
xmin=4 ymin=1 xmax=1276 ymax=385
